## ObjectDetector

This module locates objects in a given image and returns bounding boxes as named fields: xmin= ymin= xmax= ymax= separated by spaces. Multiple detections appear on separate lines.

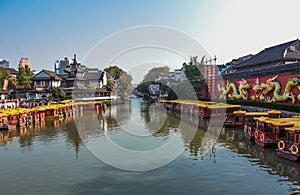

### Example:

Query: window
xmin=289 ymin=133 xmax=295 ymax=143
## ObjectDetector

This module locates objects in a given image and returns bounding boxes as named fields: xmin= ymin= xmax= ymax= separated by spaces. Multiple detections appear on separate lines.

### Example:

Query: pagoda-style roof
xmin=233 ymin=39 xmax=299 ymax=70
xmin=0 ymin=67 xmax=18 ymax=75
xmin=221 ymin=61 xmax=300 ymax=80
xmin=31 ymin=69 xmax=62 ymax=81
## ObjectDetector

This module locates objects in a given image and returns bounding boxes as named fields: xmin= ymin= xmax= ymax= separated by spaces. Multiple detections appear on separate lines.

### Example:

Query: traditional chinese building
xmin=217 ymin=39 xmax=300 ymax=104
xmin=30 ymin=69 xmax=63 ymax=99
xmin=62 ymin=54 xmax=107 ymax=97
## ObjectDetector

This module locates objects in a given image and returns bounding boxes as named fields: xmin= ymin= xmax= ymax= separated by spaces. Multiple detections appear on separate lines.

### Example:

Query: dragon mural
xmin=217 ymin=76 xmax=300 ymax=103
xmin=218 ymin=79 xmax=250 ymax=100
xmin=259 ymin=75 xmax=300 ymax=103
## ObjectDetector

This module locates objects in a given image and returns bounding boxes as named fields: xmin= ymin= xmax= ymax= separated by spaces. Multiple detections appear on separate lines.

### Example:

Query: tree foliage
xmin=142 ymin=66 xmax=170 ymax=83
xmin=16 ymin=65 xmax=34 ymax=88
xmin=136 ymin=57 xmax=208 ymax=99
xmin=184 ymin=56 xmax=205 ymax=81
xmin=0 ymin=70 xmax=15 ymax=90
xmin=52 ymin=87 xmax=66 ymax=100
xmin=170 ymin=56 xmax=206 ymax=99
xmin=104 ymin=65 xmax=133 ymax=93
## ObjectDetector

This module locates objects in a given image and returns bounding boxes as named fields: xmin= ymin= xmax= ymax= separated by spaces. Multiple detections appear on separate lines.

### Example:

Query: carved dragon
xmin=259 ymin=75 xmax=300 ymax=103
xmin=218 ymin=79 xmax=250 ymax=100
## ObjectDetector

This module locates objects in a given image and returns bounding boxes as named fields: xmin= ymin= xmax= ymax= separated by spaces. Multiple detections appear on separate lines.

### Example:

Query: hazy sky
xmin=1 ymin=0 xmax=300 ymax=82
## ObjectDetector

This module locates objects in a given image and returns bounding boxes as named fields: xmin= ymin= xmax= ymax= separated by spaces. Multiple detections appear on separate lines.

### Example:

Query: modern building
xmin=54 ymin=57 xmax=70 ymax=75
xmin=19 ymin=57 xmax=31 ymax=69
xmin=0 ymin=59 xmax=9 ymax=68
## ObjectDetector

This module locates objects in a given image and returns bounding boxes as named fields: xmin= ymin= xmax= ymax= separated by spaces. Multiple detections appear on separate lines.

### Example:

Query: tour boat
xmin=29 ymin=109 xmax=40 ymax=123
xmin=17 ymin=112 xmax=28 ymax=127
xmin=7 ymin=111 xmax=19 ymax=127
xmin=45 ymin=105 xmax=64 ymax=120
xmin=225 ymin=110 xmax=269 ymax=128
xmin=276 ymin=122 xmax=300 ymax=161
xmin=199 ymin=103 xmax=241 ymax=119
xmin=253 ymin=117 xmax=300 ymax=147
xmin=0 ymin=113 xmax=15 ymax=131
xmin=241 ymin=110 xmax=281 ymax=140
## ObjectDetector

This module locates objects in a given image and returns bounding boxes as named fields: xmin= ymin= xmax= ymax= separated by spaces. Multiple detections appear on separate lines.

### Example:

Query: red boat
xmin=253 ymin=117 xmax=300 ymax=147
xmin=199 ymin=103 xmax=240 ymax=119
xmin=0 ymin=114 xmax=16 ymax=131
xmin=276 ymin=123 xmax=300 ymax=161
xmin=242 ymin=110 xmax=281 ymax=140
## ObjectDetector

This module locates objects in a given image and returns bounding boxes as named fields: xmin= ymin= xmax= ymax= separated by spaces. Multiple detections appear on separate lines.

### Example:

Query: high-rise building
xmin=0 ymin=59 xmax=9 ymax=68
xmin=19 ymin=57 xmax=31 ymax=69
xmin=54 ymin=57 xmax=70 ymax=75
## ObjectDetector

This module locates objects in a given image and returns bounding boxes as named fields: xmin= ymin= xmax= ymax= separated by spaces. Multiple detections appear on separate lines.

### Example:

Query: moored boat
xmin=276 ymin=122 xmax=300 ymax=161
xmin=0 ymin=113 xmax=16 ymax=130
xmin=253 ymin=117 xmax=300 ymax=148
xmin=45 ymin=105 xmax=64 ymax=120
xmin=242 ymin=110 xmax=281 ymax=140
xmin=199 ymin=103 xmax=241 ymax=119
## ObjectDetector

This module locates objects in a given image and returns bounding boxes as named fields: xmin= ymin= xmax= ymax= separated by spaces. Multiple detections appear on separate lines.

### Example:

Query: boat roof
xmin=255 ymin=117 xmax=300 ymax=122
xmin=285 ymin=123 xmax=300 ymax=132
xmin=255 ymin=117 xmax=300 ymax=126
xmin=269 ymin=121 xmax=294 ymax=127
xmin=267 ymin=110 xmax=281 ymax=115
xmin=158 ymin=100 xmax=241 ymax=109
xmin=244 ymin=112 xmax=269 ymax=116
xmin=233 ymin=110 xmax=246 ymax=115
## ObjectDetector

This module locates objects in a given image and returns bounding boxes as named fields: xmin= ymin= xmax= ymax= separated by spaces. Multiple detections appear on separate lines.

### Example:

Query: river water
xmin=0 ymin=99 xmax=300 ymax=194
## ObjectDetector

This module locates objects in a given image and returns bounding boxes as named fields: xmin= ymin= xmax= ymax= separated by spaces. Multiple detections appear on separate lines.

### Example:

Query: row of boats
xmin=159 ymin=99 xmax=300 ymax=161
xmin=0 ymin=100 xmax=105 ymax=131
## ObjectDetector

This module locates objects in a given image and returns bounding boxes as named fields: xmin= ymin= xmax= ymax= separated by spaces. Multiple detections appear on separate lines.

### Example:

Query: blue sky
xmin=1 ymin=0 xmax=300 ymax=80
xmin=0 ymin=0 xmax=218 ymax=69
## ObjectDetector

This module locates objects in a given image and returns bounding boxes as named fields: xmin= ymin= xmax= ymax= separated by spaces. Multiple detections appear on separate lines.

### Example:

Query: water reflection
xmin=218 ymin=127 xmax=300 ymax=193
xmin=1 ymin=101 xmax=300 ymax=192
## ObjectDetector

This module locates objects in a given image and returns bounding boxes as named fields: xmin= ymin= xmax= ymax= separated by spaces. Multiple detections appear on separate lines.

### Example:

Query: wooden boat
xmin=29 ymin=109 xmax=40 ymax=123
xmin=253 ymin=117 xmax=300 ymax=148
xmin=45 ymin=105 xmax=64 ymax=120
xmin=0 ymin=113 xmax=16 ymax=131
xmin=18 ymin=112 xmax=27 ymax=127
xmin=38 ymin=108 xmax=46 ymax=122
xmin=223 ymin=109 xmax=281 ymax=141
xmin=276 ymin=122 xmax=300 ymax=161
xmin=7 ymin=111 xmax=19 ymax=127
xmin=199 ymin=103 xmax=241 ymax=119
xmin=225 ymin=110 xmax=281 ymax=127
xmin=225 ymin=110 xmax=269 ymax=128
xmin=159 ymin=100 xmax=241 ymax=119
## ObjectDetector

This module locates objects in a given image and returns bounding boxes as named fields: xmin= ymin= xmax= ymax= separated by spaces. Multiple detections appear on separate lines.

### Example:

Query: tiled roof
xmin=32 ymin=69 xmax=63 ymax=81
xmin=0 ymin=67 xmax=18 ymax=75
xmin=84 ymin=71 xmax=102 ymax=80
xmin=222 ymin=61 xmax=300 ymax=80
xmin=233 ymin=39 xmax=299 ymax=69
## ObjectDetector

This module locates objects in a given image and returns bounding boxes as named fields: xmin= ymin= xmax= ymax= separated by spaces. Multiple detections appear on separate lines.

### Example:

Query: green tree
xmin=171 ymin=56 xmax=206 ymax=99
xmin=52 ymin=87 xmax=66 ymax=100
xmin=136 ymin=66 xmax=170 ymax=94
xmin=16 ymin=65 xmax=34 ymax=88
xmin=104 ymin=65 xmax=124 ymax=88
xmin=104 ymin=65 xmax=133 ymax=93
xmin=0 ymin=70 xmax=15 ymax=90
xmin=136 ymin=82 xmax=149 ymax=94
xmin=142 ymin=66 xmax=170 ymax=83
